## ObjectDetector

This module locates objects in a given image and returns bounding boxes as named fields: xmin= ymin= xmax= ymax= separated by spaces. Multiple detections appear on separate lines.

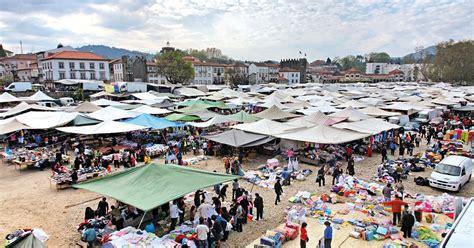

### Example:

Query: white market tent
xmin=175 ymin=87 xmax=208 ymax=97
xmin=132 ymin=105 xmax=171 ymax=115
xmin=233 ymin=118 xmax=302 ymax=136
xmin=336 ymin=100 xmax=368 ymax=109
xmin=57 ymin=120 xmax=146 ymax=135
xmin=15 ymin=111 xmax=78 ymax=129
xmin=333 ymin=118 xmax=400 ymax=135
xmin=329 ymin=106 xmax=369 ymax=122
xmin=253 ymin=106 xmax=300 ymax=120
xmin=0 ymin=118 xmax=35 ymax=135
xmin=431 ymin=97 xmax=457 ymax=106
xmin=26 ymin=91 xmax=55 ymax=102
xmin=91 ymin=98 xmax=127 ymax=107
xmin=380 ymin=102 xmax=422 ymax=116
xmin=258 ymin=98 xmax=286 ymax=109
xmin=360 ymin=106 xmax=401 ymax=118
xmin=299 ymin=105 xmax=338 ymax=114
xmin=186 ymin=115 xmax=232 ymax=128
xmin=0 ymin=92 xmax=20 ymax=103
xmin=275 ymin=125 xmax=370 ymax=144
xmin=132 ymin=92 xmax=169 ymax=101
xmin=68 ymin=101 xmax=102 ymax=113
xmin=88 ymin=106 xmax=140 ymax=121
xmin=0 ymin=102 xmax=54 ymax=118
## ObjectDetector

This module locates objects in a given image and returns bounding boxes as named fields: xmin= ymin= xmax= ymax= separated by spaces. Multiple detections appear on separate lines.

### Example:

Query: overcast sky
xmin=1 ymin=0 xmax=472 ymax=61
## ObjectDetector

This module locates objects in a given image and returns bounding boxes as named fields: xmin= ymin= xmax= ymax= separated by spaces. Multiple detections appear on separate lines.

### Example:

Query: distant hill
xmin=76 ymin=45 xmax=154 ymax=60
xmin=403 ymin=45 xmax=437 ymax=60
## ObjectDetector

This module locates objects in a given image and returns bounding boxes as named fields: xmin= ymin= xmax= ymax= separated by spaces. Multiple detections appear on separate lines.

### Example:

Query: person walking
xmin=96 ymin=197 xmax=109 ymax=217
xmin=234 ymin=202 xmax=244 ymax=232
xmin=383 ymin=196 xmax=408 ymax=226
xmin=254 ymin=193 xmax=264 ymax=221
xmin=195 ymin=217 xmax=209 ymax=248
xmin=381 ymin=145 xmax=388 ymax=162
xmin=390 ymin=141 xmax=397 ymax=156
xmin=324 ymin=221 xmax=333 ymax=248
xmin=399 ymin=143 xmax=405 ymax=157
xmin=347 ymin=157 xmax=355 ymax=176
xmin=382 ymin=183 xmax=393 ymax=202
xmin=316 ymin=166 xmax=326 ymax=187
xmin=274 ymin=179 xmax=283 ymax=205
xmin=332 ymin=166 xmax=342 ymax=185
xmin=232 ymin=179 xmax=239 ymax=201
xmin=300 ymin=222 xmax=309 ymax=248
xmin=219 ymin=185 xmax=228 ymax=202
xmin=401 ymin=208 xmax=415 ymax=238
xmin=211 ymin=215 xmax=223 ymax=248
xmin=169 ymin=200 xmax=182 ymax=232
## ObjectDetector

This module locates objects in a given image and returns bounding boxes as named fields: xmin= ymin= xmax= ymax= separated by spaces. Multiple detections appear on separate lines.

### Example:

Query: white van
xmin=38 ymin=101 xmax=60 ymax=108
xmin=4 ymin=82 xmax=32 ymax=92
xmin=415 ymin=109 xmax=440 ymax=123
xmin=429 ymin=155 xmax=472 ymax=192
xmin=59 ymin=97 xmax=74 ymax=106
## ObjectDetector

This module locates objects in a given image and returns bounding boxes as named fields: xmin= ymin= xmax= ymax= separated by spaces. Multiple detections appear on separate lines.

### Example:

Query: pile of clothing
xmin=103 ymin=226 xmax=162 ymax=247
xmin=144 ymin=144 xmax=168 ymax=157
xmin=183 ymin=155 xmax=209 ymax=165
xmin=51 ymin=166 xmax=107 ymax=184
xmin=260 ymin=222 xmax=300 ymax=247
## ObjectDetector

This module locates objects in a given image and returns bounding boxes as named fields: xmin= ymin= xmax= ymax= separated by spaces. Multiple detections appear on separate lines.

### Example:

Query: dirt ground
xmin=0 ymin=142 xmax=472 ymax=247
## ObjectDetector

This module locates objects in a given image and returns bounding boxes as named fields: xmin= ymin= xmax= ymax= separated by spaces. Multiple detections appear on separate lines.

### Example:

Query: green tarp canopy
xmin=225 ymin=110 xmax=261 ymax=123
xmin=73 ymin=164 xmax=239 ymax=211
xmin=176 ymin=104 xmax=210 ymax=113
xmin=165 ymin=113 xmax=200 ymax=121
xmin=70 ymin=115 xmax=102 ymax=126
xmin=176 ymin=100 xmax=229 ymax=109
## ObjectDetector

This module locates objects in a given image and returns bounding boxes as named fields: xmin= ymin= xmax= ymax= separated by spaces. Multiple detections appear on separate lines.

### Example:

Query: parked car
xmin=429 ymin=155 xmax=473 ymax=192
xmin=59 ymin=97 xmax=75 ymax=106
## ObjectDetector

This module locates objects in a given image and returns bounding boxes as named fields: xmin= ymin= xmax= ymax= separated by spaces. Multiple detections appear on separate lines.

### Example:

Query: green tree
xmin=0 ymin=74 xmax=13 ymax=86
xmin=0 ymin=49 xmax=6 ymax=58
xmin=429 ymin=40 xmax=474 ymax=84
xmin=333 ymin=55 xmax=366 ymax=71
xmin=367 ymin=52 xmax=391 ymax=63
xmin=325 ymin=57 xmax=332 ymax=65
xmin=156 ymin=50 xmax=195 ymax=85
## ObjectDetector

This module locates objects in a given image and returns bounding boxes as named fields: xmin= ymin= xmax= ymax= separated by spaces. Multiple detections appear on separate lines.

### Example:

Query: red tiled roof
xmin=43 ymin=51 xmax=107 ymax=61
xmin=345 ymin=67 xmax=361 ymax=74
xmin=280 ymin=67 xmax=299 ymax=72
xmin=146 ymin=61 xmax=156 ymax=66
xmin=266 ymin=63 xmax=279 ymax=67
xmin=389 ymin=69 xmax=404 ymax=75
xmin=0 ymin=54 xmax=37 ymax=60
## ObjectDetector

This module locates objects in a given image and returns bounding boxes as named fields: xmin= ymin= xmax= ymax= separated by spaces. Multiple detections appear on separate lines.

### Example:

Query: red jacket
xmin=383 ymin=199 xmax=408 ymax=213
xmin=300 ymin=227 xmax=308 ymax=241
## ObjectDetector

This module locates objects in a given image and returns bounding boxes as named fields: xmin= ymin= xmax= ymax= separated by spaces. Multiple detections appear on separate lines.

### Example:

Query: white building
xmin=40 ymin=51 xmax=110 ymax=81
xmin=267 ymin=64 xmax=279 ymax=82
xmin=279 ymin=67 xmax=300 ymax=84
xmin=248 ymin=63 xmax=269 ymax=84
xmin=111 ymin=59 xmax=124 ymax=82
xmin=366 ymin=63 xmax=424 ymax=81
xmin=192 ymin=62 xmax=213 ymax=84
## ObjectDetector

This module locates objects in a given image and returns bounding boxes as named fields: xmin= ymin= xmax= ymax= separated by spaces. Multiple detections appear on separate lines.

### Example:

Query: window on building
xmin=70 ymin=72 xmax=76 ymax=79
xmin=59 ymin=62 xmax=64 ymax=69
xmin=99 ymin=63 xmax=104 ymax=70
xmin=79 ymin=62 xmax=85 ymax=69
xmin=59 ymin=72 xmax=66 ymax=79
xmin=69 ymin=62 xmax=75 ymax=69
xmin=90 ymin=62 xmax=95 ymax=69
xmin=80 ymin=72 xmax=86 ymax=79
xmin=213 ymin=68 xmax=217 ymax=73
xmin=90 ymin=72 xmax=96 ymax=79
xmin=100 ymin=72 xmax=106 ymax=80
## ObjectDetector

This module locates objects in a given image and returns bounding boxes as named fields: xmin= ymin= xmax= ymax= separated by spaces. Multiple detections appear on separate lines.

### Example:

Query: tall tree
xmin=367 ymin=52 xmax=391 ymax=63
xmin=429 ymin=40 xmax=474 ymax=84
xmin=156 ymin=50 xmax=195 ymax=85
xmin=333 ymin=55 xmax=366 ymax=71
xmin=325 ymin=57 xmax=332 ymax=65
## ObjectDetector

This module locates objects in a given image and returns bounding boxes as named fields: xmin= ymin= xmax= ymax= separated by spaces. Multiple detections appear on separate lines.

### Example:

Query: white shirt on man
xmin=197 ymin=202 xmax=213 ymax=219
xmin=170 ymin=203 xmax=182 ymax=219
xmin=195 ymin=224 xmax=209 ymax=241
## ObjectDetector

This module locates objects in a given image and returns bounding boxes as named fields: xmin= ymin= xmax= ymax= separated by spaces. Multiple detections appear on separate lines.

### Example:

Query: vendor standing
xmin=383 ymin=196 xmax=408 ymax=226
xmin=96 ymin=197 xmax=109 ymax=217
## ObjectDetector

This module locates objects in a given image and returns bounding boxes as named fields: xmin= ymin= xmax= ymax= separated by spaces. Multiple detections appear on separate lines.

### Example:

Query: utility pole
xmin=20 ymin=40 xmax=23 ymax=54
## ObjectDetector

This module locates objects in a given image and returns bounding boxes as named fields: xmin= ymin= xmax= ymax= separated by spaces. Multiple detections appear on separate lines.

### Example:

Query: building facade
xmin=280 ymin=58 xmax=307 ymax=83
xmin=279 ymin=67 xmax=301 ymax=84
xmin=39 ymin=51 xmax=110 ymax=81
xmin=248 ymin=63 xmax=269 ymax=84
xmin=0 ymin=54 xmax=39 ymax=81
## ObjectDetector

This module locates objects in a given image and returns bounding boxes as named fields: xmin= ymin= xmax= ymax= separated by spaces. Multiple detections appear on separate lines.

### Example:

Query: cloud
xmin=0 ymin=0 xmax=471 ymax=60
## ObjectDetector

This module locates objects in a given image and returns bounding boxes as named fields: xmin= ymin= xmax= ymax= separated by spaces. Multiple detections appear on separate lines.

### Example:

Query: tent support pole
xmin=138 ymin=211 xmax=147 ymax=228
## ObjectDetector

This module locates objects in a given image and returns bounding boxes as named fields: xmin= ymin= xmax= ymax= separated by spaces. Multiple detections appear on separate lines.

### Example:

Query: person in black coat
xmin=254 ymin=193 xmax=264 ymax=220
xmin=381 ymin=145 xmax=388 ymax=162
xmin=347 ymin=157 xmax=355 ymax=176
xmin=401 ymin=209 xmax=415 ymax=238
xmin=240 ymin=196 xmax=249 ymax=224
xmin=194 ymin=190 xmax=202 ymax=208
xmin=274 ymin=179 xmax=283 ymax=205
